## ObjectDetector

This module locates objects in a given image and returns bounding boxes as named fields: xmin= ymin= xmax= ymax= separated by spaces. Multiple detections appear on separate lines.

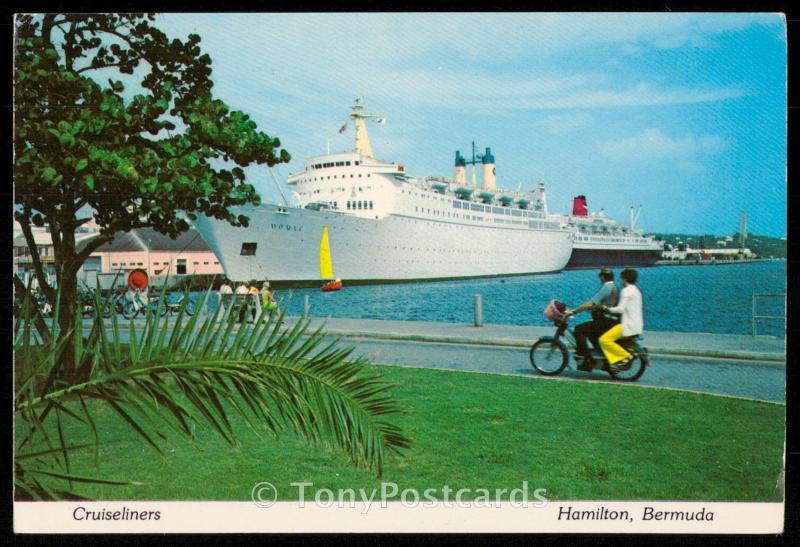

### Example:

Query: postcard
xmin=13 ymin=12 xmax=787 ymax=534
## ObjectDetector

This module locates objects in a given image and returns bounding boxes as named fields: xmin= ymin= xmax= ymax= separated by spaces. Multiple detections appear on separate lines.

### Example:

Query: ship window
xmin=355 ymin=161 xmax=360 ymax=165
xmin=367 ymin=174 xmax=371 ymax=177
xmin=336 ymin=161 xmax=343 ymax=166
xmin=346 ymin=161 xmax=351 ymax=166
xmin=350 ymin=174 xmax=354 ymax=178
xmin=369 ymin=201 xmax=373 ymax=209
xmin=240 ymin=242 xmax=257 ymax=256
xmin=453 ymin=201 xmax=462 ymax=209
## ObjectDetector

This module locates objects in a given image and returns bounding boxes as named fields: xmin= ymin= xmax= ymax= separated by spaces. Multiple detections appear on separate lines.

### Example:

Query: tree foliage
xmin=14 ymin=14 xmax=289 ymax=372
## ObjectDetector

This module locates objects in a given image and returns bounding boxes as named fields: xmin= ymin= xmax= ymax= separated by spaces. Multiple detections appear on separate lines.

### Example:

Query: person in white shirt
xmin=235 ymin=282 xmax=249 ymax=323
xmin=218 ymin=279 xmax=233 ymax=313
xmin=598 ymin=268 xmax=644 ymax=367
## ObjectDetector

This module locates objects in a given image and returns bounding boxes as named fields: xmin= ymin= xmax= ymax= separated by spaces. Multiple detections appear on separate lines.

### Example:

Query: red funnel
xmin=572 ymin=195 xmax=588 ymax=216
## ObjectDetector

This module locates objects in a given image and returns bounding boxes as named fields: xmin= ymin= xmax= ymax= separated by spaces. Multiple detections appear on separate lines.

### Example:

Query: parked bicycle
xmin=162 ymin=292 xmax=197 ymax=316
xmin=121 ymin=290 xmax=165 ymax=319
xmin=529 ymin=300 xmax=651 ymax=382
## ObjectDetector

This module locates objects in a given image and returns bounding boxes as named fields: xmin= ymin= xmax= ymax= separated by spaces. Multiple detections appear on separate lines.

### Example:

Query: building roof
xmin=93 ymin=228 xmax=213 ymax=253
xmin=14 ymin=228 xmax=98 ymax=248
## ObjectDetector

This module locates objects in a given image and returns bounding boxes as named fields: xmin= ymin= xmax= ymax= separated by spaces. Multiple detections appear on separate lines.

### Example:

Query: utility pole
xmin=739 ymin=210 xmax=747 ymax=251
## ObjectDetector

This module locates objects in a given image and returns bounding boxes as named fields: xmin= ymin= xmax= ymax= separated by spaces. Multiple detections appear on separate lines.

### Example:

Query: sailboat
xmin=319 ymin=225 xmax=343 ymax=292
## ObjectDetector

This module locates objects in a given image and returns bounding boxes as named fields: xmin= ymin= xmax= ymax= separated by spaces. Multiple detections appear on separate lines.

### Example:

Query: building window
xmin=176 ymin=258 xmax=187 ymax=275
xmin=369 ymin=201 xmax=374 ymax=209
xmin=241 ymin=242 xmax=257 ymax=256
xmin=193 ymin=261 xmax=199 ymax=265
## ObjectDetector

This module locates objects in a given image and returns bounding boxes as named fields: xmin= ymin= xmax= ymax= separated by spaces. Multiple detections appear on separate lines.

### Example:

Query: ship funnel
xmin=481 ymin=147 xmax=496 ymax=191
xmin=572 ymin=195 xmax=588 ymax=216
xmin=453 ymin=151 xmax=467 ymax=185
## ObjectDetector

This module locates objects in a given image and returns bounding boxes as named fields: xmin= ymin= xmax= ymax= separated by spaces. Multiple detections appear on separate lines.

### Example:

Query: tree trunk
xmin=53 ymin=225 xmax=79 ymax=381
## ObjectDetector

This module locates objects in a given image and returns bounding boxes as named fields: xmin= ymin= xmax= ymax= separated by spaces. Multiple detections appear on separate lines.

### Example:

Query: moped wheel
xmin=121 ymin=301 xmax=139 ymax=320
xmin=608 ymin=353 xmax=647 ymax=382
xmin=529 ymin=339 xmax=569 ymax=376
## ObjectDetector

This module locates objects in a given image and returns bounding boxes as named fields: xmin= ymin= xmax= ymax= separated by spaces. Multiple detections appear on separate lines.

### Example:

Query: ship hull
xmin=566 ymin=246 xmax=662 ymax=269
xmin=193 ymin=204 xmax=573 ymax=284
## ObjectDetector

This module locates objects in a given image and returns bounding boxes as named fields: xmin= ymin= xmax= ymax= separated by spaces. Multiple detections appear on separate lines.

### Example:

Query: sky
xmin=156 ymin=13 xmax=787 ymax=237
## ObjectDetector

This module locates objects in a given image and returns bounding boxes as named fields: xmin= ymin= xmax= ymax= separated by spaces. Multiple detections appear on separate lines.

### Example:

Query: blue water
xmin=209 ymin=262 xmax=787 ymax=336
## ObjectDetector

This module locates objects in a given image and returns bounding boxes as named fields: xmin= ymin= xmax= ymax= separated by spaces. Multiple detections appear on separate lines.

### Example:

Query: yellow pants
xmin=599 ymin=324 xmax=631 ymax=364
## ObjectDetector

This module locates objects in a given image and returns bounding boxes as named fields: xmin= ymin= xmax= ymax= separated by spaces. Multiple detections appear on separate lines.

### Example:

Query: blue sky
xmin=157 ymin=13 xmax=786 ymax=237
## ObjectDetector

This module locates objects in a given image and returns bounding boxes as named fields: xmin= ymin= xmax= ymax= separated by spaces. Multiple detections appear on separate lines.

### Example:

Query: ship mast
xmin=350 ymin=98 xmax=384 ymax=159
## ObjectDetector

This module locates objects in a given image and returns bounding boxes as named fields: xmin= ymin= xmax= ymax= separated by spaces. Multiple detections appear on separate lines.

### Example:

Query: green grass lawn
xmin=24 ymin=365 xmax=784 ymax=502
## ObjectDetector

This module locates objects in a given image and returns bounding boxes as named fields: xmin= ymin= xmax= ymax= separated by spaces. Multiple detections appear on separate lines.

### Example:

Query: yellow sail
xmin=319 ymin=225 xmax=334 ymax=279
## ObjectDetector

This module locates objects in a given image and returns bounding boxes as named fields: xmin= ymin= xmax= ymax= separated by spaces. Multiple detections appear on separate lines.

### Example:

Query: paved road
xmin=69 ymin=315 xmax=785 ymax=404
xmin=347 ymin=338 xmax=786 ymax=404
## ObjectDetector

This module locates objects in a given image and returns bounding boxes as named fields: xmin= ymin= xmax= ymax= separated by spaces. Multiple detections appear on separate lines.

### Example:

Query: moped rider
xmin=598 ymin=268 xmax=644 ymax=370
xmin=563 ymin=267 xmax=620 ymax=370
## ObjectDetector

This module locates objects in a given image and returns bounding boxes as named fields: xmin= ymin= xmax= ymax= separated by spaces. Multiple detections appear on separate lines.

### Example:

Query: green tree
xmin=14 ymin=13 xmax=289 ymax=378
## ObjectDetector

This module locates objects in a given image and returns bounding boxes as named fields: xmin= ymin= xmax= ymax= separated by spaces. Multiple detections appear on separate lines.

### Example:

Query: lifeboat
xmin=321 ymin=279 xmax=343 ymax=292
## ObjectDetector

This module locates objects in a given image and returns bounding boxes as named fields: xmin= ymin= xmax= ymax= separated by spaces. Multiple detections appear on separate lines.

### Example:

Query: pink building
xmin=85 ymin=228 xmax=223 ymax=278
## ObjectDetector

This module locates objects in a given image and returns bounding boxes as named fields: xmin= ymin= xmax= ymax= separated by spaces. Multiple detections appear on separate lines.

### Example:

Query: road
xmin=67 ymin=315 xmax=785 ymax=404
xmin=347 ymin=338 xmax=786 ymax=404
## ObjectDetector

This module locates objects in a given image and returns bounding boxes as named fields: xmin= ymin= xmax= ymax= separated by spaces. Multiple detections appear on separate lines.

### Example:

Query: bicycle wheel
xmin=608 ymin=352 xmax=647 ymax=382
xmin=101 ymin=301 xmax=114 ymax=319
xmin=184 ymin=299 xmax=196 ymax=316
xmin=529 ymin=339 xmax=569 ymax=376
xmin=121 ymin=301 xmax=139 ymax=320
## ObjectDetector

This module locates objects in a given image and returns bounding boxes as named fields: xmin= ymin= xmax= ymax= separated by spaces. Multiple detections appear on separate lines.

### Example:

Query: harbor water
xmin=259 ymin=261 xmax=786 ymax=337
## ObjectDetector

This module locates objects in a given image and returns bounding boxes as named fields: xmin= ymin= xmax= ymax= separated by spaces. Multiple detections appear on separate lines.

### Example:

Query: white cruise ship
xmin=550 ymin=196 xmax=664 ymax=269
xmin=192 ymin=99 xmax=573 ymax=285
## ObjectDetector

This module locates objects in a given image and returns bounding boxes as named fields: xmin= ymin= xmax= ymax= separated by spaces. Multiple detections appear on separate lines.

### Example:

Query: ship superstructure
xmin=551 ymin=195 xmax=663 ymax=269
xmin=193 ymin=99 xmax=573 ymax=283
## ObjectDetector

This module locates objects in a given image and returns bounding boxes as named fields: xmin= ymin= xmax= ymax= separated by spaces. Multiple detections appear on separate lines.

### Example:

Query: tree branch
xmin=17 ymin=211 xmax=54 ymax=301
xmin=13 ymin=275 xmax=52 ymax=346
xmin=72 ymin=234 xmax=114 ymax=274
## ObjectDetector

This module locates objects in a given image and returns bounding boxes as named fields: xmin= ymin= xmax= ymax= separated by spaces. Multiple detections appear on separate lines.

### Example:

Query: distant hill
xmin=651 ymin=232 xmax=787 ymax=258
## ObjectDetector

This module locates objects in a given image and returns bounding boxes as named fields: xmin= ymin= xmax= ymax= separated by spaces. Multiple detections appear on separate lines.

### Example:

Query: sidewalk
xmin=287 ymin=316 xmax=786 ymax=363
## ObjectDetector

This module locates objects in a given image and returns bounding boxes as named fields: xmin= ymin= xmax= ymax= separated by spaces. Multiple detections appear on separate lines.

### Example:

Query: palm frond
xmin=15 ymin=280 xmax=409 ymax=499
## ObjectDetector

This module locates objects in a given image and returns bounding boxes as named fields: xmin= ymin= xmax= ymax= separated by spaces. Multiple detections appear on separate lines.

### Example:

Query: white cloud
xmin=157 ymin=13 xmax=763 ymax=115
xmin=599 ymin=128 xmax=727 ymax=164
xmin=537 ymin=112 xmax=593 ymax=133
